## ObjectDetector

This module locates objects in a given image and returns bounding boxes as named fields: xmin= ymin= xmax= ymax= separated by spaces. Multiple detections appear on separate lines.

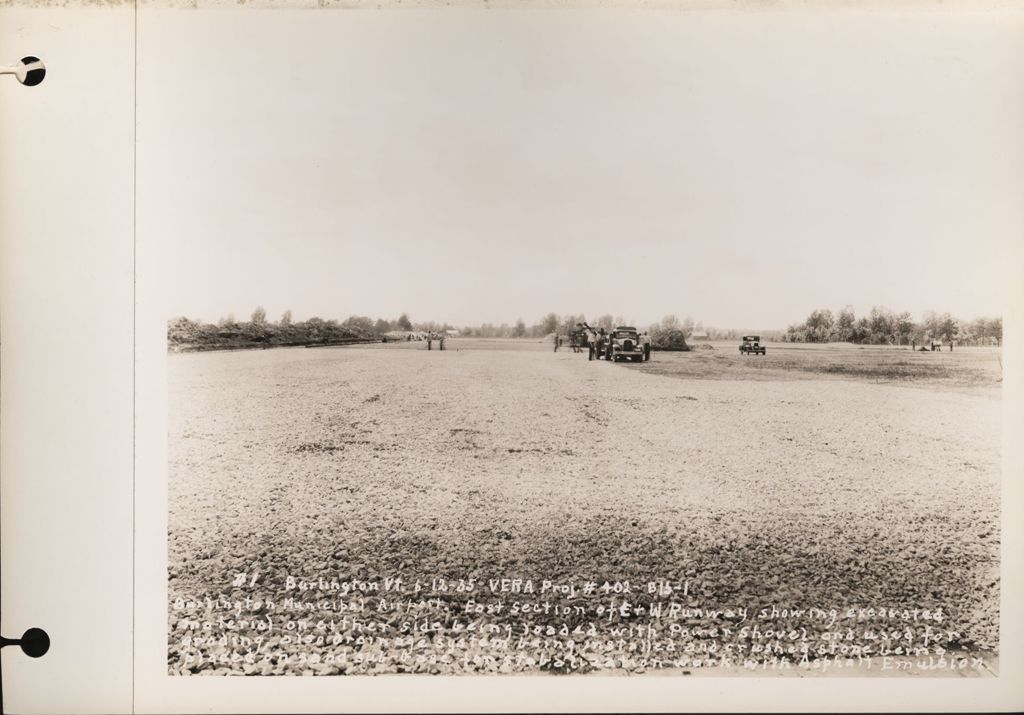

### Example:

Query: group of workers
xmin=560 ymin=322 xmax=610 ymax=361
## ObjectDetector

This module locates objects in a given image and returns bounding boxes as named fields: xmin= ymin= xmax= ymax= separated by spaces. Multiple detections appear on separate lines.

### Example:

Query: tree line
xmin=168 ymin=305 xmax=1000 ymax=352
xmin=783 ymin=306 xmax=1002 ymax=346
xmin=458 ymin=313 xmax=781 ymax=342
xmin=168 ymin=308 xmax=786 ymax=352
xmin=168 ymin=309 xmax=421 ymax=351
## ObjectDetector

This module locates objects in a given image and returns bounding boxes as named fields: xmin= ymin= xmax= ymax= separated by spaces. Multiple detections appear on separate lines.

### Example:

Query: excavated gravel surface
xmin=168 ymin=343 xmax=1000 ymax=675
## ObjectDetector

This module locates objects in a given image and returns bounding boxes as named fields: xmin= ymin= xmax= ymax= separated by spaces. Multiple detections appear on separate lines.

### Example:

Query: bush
xmin=650 ymin=327 xmax=690 ymax=351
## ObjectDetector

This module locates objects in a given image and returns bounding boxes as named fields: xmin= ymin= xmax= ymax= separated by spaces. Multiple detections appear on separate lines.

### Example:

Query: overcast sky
xmin=138 ymin=4 xmax=1023 ymax=329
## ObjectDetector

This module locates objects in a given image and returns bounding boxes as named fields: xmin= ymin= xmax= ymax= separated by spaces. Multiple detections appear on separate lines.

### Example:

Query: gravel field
xmin=168 ymin=340 xmax=1000 ymax=675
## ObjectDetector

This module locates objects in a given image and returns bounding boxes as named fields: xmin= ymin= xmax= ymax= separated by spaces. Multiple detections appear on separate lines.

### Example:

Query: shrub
xmin=650 ymin=327 xmax=690 ymax=351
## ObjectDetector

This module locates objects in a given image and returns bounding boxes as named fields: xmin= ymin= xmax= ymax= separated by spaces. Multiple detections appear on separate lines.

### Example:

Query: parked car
xmin=739 ymin=335 xmax=766 ymax=355
xmin=607 ymin=326 xmax=651 ymax=362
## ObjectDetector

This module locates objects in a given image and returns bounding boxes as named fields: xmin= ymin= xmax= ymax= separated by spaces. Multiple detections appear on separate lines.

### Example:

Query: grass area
xmin=636 ymin=342 xmax=1001 ymax=388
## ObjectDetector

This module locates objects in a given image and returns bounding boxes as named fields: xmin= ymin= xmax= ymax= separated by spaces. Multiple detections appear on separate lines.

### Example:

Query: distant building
xmin=446 ymin=330 xmax=460 ymax=337
xmin=690 ymin=331 xmax=709 ymax=341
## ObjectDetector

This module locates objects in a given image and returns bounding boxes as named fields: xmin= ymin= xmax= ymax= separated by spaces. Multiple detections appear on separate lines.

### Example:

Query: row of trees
xmin=783 ymin=306 xmax=1002 ymax=346
xmin=169 ymin=306 xmax=790 ymax=351
xmin=169 ymin=305 xmax=1002 ymax=352
xmin=460 ymin=313 xmax=591 ymax=340
xmin=457 ymin=313 xmax=780 ymax=341
xmin=168 ymin=309 xmax=419 ymax=350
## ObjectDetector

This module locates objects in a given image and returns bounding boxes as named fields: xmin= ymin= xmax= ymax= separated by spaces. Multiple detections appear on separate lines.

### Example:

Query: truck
xmin=739 ymin=335 xmax=766 ymax=355
xmin=568 ymin=325 xmax=591 ymax=352
xmin=607 ymin=326 xmax=651 ymax=362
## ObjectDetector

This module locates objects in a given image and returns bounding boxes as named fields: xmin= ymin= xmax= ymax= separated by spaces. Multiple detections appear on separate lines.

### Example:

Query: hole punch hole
xmin=19 ymin=57 xmax=46 ymax=87
xmin=0 ymin=628 xmax=50 ymax=658
xmin=19 ymin=628 xmax=50 ymax=658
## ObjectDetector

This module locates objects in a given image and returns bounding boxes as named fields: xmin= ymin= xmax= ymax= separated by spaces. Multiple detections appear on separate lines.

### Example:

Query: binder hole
xmin=20 ymin=628 xmax=49 ymax=658
xmin=19 ymin=57 xmax=46 ymax=87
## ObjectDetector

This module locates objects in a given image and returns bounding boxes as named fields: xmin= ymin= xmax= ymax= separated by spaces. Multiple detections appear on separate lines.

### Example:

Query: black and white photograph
xmin=2 ymin=1 xmax=1023 ymax=712
xmin=150 ymin=3 xmax=1012 ymax=680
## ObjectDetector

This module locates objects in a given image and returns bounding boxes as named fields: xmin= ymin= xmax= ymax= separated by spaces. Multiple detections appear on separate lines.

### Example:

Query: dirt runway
xmin=168 ymin=342 xmax=1000 ymax=674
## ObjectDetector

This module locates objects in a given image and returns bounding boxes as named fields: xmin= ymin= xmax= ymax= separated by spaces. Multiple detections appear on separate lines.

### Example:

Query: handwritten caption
xmin=169 ymin=575 xmax=991 ymax=675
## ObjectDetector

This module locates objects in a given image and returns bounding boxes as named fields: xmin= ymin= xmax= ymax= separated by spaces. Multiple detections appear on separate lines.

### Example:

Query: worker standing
xmin=595 ymin=328 xmax=607 ymax=360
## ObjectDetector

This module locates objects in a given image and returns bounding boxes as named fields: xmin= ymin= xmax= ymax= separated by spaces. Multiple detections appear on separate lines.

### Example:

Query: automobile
xmin=739 ymin=335 xmax=766 ymax=355
xmin=607 ymin=326 xmax=651 ymax=362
